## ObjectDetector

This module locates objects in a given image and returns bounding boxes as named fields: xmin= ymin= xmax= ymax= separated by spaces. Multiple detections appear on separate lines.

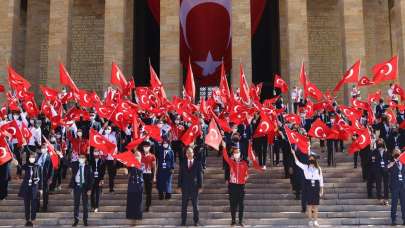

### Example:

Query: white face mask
xmin=41 ymin=148 xmax=47 ymax=154
xmin=77 ymin=132 xmax=83 ymax=137
xmin=13 ymin=115 xmax=19 ymax=120
xmin=144 ymin=147 xmax=150 ymax=152
xmin=79 ymin=158 xmax=85 ymax=164
xmin=105 ymin=129 xmax=112 ymax=134
xmin=50 ymin=137 xmax=56 ymax=143
xmin=163 ymin=143 xmax=169 ymax=149
xmin=29 ymin=157 xmax=36 ymax=163
xmin=90 ymin=116 xmax=95 ymax=121
xmin=233 ymin=153 xmax=241 ymax=160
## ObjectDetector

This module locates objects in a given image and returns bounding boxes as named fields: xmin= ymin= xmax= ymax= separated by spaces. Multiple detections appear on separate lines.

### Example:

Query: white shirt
xmin=75 ymin=164 xmax=85 ymax=185
xmin=295 ymin=160 xmax=324 ymax=187
xmin=28 ymin=127 xmax=42 ymax=146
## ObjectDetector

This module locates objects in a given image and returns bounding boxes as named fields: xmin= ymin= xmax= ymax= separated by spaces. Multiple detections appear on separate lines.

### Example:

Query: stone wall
xmin=70 ymin=0 xmax=105 ymax=93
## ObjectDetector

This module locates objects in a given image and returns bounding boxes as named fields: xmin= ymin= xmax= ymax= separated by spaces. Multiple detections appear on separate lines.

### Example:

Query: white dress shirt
xmin=295 ymin=160 xmax=324 ymax=187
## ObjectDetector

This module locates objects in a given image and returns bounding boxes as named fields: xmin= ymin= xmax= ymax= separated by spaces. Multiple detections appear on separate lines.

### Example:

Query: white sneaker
xmin=262 ymin=166 xmax=267 ymax=170
xmin=313 ymin=220 xmax=320 ymax=227
xmin=94 ymin=208 xmax=98 ymax=213
xmin=308 ymin=220 xmax=313 ymax=227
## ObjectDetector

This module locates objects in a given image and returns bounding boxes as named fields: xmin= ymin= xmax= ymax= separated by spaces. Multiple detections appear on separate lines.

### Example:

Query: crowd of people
xmin=0 ymin=58 xmax=404 ymax=227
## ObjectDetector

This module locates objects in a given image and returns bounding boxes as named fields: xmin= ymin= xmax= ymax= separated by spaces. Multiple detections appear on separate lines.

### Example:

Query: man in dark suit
xmin=178 ymin=147 xmax=203 ymax=226
xmin=36 ymin=143 xmax=53 ymax=212
xmin=388 ymin=149 xmax=405 ymax=226
xmin=69 ymin=154 xmax=94 ymax=226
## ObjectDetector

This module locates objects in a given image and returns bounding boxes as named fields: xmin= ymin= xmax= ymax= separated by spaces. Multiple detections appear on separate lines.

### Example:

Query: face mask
xmin=30 ymin=120 xmax=34 ymax=125
xmin=50 ymin=137 xmax=56 ymax=143
xmin=41 ymin=148 xmax=47 ymax=154
xmin=29 ymin=157 xmax=36 ymax=163
xmin=105 ymin=129 xmax=111 ymax=134
xmin=144 ymin=147 xmax=150 ymax=152
xmin=232 ymin=128 xmax=237 ymax=133
xmin=175 ymin=120 xmax=180 ymax=124
xmin=233 ymin=152 xmax=241 ymax=160
xmin=309 ymin=160 xmax=316 ymax=165
xmin=377 ymin=144 xmax=384 ymax=149
xmin=77 ymin=132 xmax=83 ymax=137
xmin=90 ymin=116 xmax=95 ymax=121
xmin=163 ymin=143 xmax=169 ymax=148
xmin=35 ymin=124 xmax=40 ymax=128
xmin=79 ymin=158 xmax=85 ymax=164
xmin=13 ymin=115 xmax=19 ymax=120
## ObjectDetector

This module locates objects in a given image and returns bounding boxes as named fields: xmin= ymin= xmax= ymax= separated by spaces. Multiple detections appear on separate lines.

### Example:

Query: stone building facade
xmin=0 ymin=0 xmax=404 ymax=103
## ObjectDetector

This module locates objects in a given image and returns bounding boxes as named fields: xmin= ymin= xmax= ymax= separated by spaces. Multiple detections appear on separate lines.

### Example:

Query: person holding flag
xmin=387 ymin=149 xmax=405 ymax=226
xmin=290 ymin=148 xmax=324 ymax=228
xmin=125 ymin=149 xmax=144 ymax=221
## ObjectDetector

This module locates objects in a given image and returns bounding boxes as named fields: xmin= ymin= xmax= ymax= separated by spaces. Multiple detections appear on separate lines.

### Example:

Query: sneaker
xmin=94 ymin=208 xmax=98 ymax=213
xmin=313 ymin=220 xmax=320 ymax=227
xmin=308 ymin=220 xmax=313 ymax=227
xmin=262 ymin=166 xmax=266 ymax=170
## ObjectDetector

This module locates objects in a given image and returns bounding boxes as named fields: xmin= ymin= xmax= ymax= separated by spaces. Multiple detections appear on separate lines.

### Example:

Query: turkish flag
xmin=333 ymin=60 xmax=360 ymax=93
xmin=274 ymin=74 xmax=288 ymax=93
xmin=0 ymin=138 xmax=13 ymax=166
xmin=219 ymin=61 xmax=231 ymax=102
xmin=351 ymin=98 xmax=370 ymax=110
xmin=339 ymin=105 xmax=362 ymax=121
xmin=348 ymin=128 xmax=371 ymax=154
xmin=284 ymin=114 xmax=301 ymax=126
xmin=20 ymin=123 xmax=32 ymax=143
xmin=1 ymin=120 xmax=24 ymax=146
xmin=150 ymin=63 xmax=167 ymax=99
xmin=299 ymin=62 xmax=307 ymax=92
xmin=111 ymin=62 xmax=128 ymax=92
xmin=181 ymin=123 xmax=201 ymax=146
xmin=40 ymin=85 xmax=58 ymax=101
xmin=185 ymin=60 xmax=196 ymax=102
xmin=114 ymin=151 xmax=141 ymax=169
xmin=59 ymin=63 xmax=79 ymax=93
xmin=253 ymin=112 xmax=274 ymax=138
xmin=77 ymin=89 xmax=93 ymax=108
xmin=180 ymin=0 xmax=231 ymax=86
xmin=89 ymin=129 xmax=117 ymax=156
xmin=95 ymin=104 xmax=114 ymax=119
xmin=144 ymin=125 xmax=162 ymax=142
xmin=305 ymin=82 xmax=323 ymax=101
xmin=367 ymin=90 xmax=381 ymax=104
xmin=22 ymin=95 xmax=39 ymax=118
xmin=126 ymin=136 xmax=146 ymax=151
xmin=357 ymin=76 xmax=374 ymax=87
xmin=385 ymin=109 xmax=397 ymax=125
xmin=43 ymin=137 xmax=60 ymax=170
xmin=308 ymin=118 xmax=329 ymax=139
xmin=211 ymin=110 xmax=232 ymax=133
xmin=239 ymin=64 xmax=251 ymax=104
xmin=8 ymin=65 xmax=31 ymax=91
xmin=247 ymin=140 xmax=263 ymax=172
xmin=285 ymin=127 xmax=309 ymax=154
xmin=372 ymin=56 xmax=398 ymax=83
xmin=393 ymin=84 xmax=405 ymax=101
xmin=399 ymin=152 xmax=405 ymax=165
xmin=205 ymin=119 xmax=222 ymax=150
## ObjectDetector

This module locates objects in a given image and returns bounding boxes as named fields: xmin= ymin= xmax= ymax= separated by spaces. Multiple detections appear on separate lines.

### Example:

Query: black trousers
xmin=50 ymin=166 xmax=62 ymax=191
xmin=73 ymin=186 xmax=89 ymax=222
xmin=105 ymin=160 xmax=116 ymax=191
xmin=181 ymin=189 xmax=199 ymax=224
xmin=228 ymin=183 xmax=245 ymax=222
xmin=24 ymin=189 xmax=37 ymax=221
xmin=171 ymin=140 xmax=183 ymax=163
xmin=13 ymin=144 xmax=22 ymax=176
xmin=391 ymin=188 xmax=405 ymax=222
xmin=367 ymin=169 xmax=389 ymax=199
xmin=326 ymin=140 xmax=337 ymax=166
xmin=143 ymin=173 xmax=153 ymax=208
xmin=254 ymin=137 xmax=268 ymax=166
xmin=37 ymin=182 xmax=49 ymax=210
xmin=90 ymin=180 xmax=101 ymax=209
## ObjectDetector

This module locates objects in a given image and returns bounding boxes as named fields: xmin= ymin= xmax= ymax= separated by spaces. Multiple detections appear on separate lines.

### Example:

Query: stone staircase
xmin=0 ymin=146 xmax=397 ymax=227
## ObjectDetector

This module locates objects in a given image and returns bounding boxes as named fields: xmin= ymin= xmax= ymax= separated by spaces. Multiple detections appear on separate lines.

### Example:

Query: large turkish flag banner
xmin=180 ymin=0 xmax=232 ymax=86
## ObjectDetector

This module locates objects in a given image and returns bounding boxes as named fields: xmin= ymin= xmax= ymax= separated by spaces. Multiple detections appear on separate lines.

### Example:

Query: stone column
xmin=231 ymin=0 xmax=252 ymax=89
xmin=104 ymin=0 xmax=129 ymax=90
xmin=390 ymin=0 xmax=405 ymax=87
xmin=340 ymin=0 xmax=367 ymax=103
xmin=47 ymin=0 xmax=72 ymax=88
xmin=160 ymin=0 xmax=181 ymax=98
xmin=0 ymin=0 xmax=19 ymax=93
xmin=280 ymin=0 xmax=309 ymax=103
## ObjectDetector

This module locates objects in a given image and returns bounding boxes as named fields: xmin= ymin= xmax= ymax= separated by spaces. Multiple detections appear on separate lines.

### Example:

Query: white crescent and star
xmin=345 ymin=69 xmax=354 ymax=79
xmin=8 ymin=127 xmax=16 ymax=136
xmin=0 ymin=147 xmax=7 ymax=159
xmin=260 ymin=121 xmax=270 ymax=133
xmin=93 ymin=135 xmax=105 ymax=145
xmin=314 ymin=127 xmax=325 ymax=138
xmin=381 ymin=63 xmax=393 ymax=76
xmin=115 ymin=112 xmax=123 ymax=122
xmin=359 ymin=135 xmax=366 ymax=145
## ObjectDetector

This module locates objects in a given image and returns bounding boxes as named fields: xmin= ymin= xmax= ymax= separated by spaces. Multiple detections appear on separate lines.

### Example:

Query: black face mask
xmin=377 ymin=144 xmax=384 ymax=149
xmin=309 ymin=160 xmax=316 ymax=165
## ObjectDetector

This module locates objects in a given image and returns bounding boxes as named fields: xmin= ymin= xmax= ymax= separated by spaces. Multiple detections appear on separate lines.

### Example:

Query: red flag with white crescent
xmin=372 ymin=56 xmax=398 ymax=83
xmin=111 ymin=62 xmax=128 ymax=92
xmin=333 ymin=60 xmax=360 ymax=94
xmin=205 ymin=119 xmax=222 ymax=150
xmin=89 ymin=129 xmax=117 ymax=155
xmin=59 ymin=63 xmax=79 ymax=93
xmin=0 ymin=138 xmax=13 ymax=166
xmin=180 ymin=0 xmax=231 ymax=86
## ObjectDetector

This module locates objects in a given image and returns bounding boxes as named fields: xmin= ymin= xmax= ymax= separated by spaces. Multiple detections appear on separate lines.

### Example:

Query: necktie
xmin=80 ymin=166 xmax=84 ymax=187
xmin=188 ymin=160 xmax=192 ymax=169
